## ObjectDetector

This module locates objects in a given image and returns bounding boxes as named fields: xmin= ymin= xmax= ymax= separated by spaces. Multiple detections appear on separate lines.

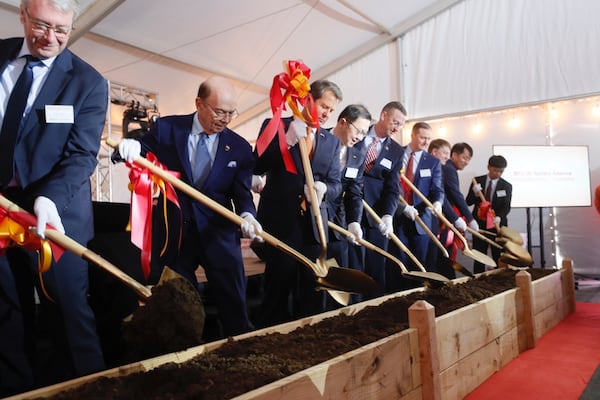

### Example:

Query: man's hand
xmin=454 ymin=217 xmax=467 ymax=232
xmin=346 ymin=221 xmax=363 ymax=245
xmin=431 ymin=201 xmax=442 ymax=215
xmin=117 ymin=139 xmax=141 ymax=163
xmin=468 ymin=219 xmax=479 ymax=231
xmin=240 ymin=212 xmax=263 ymax=242
xmin=251 ymin=175 xmax=264 ymax=193
xmin=378 ymin=214 xmax=393 ymax=238
xmin=402 ymin=205 xmax=419 ymax=221
xmin=472 ymin=183 xmax=482 ymax=195
xmin=285 ymin=118 xmax=308 ymax=147
xmin=304 ymin=181 xmax=327 ymax=207
xmin=33 ymin=196 xmax=65 ymax=238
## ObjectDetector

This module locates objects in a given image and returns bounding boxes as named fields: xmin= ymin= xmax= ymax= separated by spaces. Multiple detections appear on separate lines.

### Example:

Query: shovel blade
xmin=316 ymin=264 xmax=380 ymax=295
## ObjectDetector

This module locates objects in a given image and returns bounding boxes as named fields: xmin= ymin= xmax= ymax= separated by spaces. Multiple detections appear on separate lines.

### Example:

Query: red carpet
xmin=465 ymin=302 xmax=600 ymax=399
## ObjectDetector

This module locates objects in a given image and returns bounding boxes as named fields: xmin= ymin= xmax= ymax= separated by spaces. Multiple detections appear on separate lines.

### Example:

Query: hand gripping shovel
xmin=398 ymin=196 xmax=473 ymax=278
xmin=0 ymin=195 xmax=152 ymax=301
xmin=401 ymin=174 xmax=496 ymax=267
xmin=106 ymin=139 xmax=379 ymax=305
xmin=327 ymin=220 xmax=449 ymax=287
xmin=361 ymin=199 xmax=450 ymax=285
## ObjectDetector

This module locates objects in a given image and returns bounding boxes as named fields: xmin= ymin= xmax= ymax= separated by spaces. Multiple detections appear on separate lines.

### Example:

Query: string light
xmin=509 ymin=115 xmax=520 ymax=129
xmin=593 ymin=103 xmax=600 ymax=117
xmin=472 ymin=122 xmax=482 ymax=134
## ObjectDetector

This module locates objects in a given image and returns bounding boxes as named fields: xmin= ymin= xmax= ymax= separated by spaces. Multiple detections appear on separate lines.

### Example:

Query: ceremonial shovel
xmin=401 ymin=174 xmax=496 ymax=267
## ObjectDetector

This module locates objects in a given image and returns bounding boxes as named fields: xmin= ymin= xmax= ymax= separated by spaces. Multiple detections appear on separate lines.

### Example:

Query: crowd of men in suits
xmin=0 ymin=1 xmax=511 ymax=395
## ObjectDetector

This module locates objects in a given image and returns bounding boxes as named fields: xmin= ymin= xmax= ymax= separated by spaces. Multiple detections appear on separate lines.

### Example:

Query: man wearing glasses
xmin=350 ymin=101 xmax=406 ymax=298
xmin=0 ymin=0 xmax=108 ymax=395
xmin=118 ymin=76 xmax=262 ymax=339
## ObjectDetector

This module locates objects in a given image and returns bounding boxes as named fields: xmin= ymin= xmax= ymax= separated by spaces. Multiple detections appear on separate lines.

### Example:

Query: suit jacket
xmin=466 ymin=175 xmax=512 ymax=226
xmin=355 ymin=135 xmax=403 ymax=228
xmin=399 ymin=148 xmax=444 ymax=234
xmin=442 ymin=159 xmax=472 ymax=222
xmin=254 ymin=116 xmax=341 ymax=241
xmin=140 ymin=114 xmax=256 ymax=234
xmin=0 ymin=37 xmax=107 ymax=242
xmin=328 ymin=145 xmax=365 ymax=239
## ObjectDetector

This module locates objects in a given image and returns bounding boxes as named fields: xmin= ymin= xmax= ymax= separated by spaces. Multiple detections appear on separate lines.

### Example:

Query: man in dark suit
xmin=389 ymin=122 xmax=444 ymax=291
xmin=440 ymin=143 xmax=479 ymax=275
xmin=467 ymin=155 xmax=512 ymax=273
xmin=0 ymin=0 xmax=108 ymax=394
xmin=351 ymin=101 xmax=406 ymax=296
xmin=253 ymin=80 xmax=342 ymax=326
xmin=327 ymin=104 xmax=371 ymax=272
xmin=118 ymin=76 xmax=262 ymax=338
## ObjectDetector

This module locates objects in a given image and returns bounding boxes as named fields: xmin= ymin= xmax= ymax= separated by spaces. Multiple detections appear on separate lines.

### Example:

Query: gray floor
xmin=574 ymin=275 xmax=600 ymax=303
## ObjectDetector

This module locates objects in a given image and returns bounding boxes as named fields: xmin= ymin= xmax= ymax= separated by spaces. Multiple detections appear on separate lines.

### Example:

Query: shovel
xmin=106 ymin=139 xmax=379 ymax=305
xmin=401 ymin=174 xmax=496 ymax=267
xmin=0 ymin=195 xmax=153 ymax=301
xmin=361 ymin=200 xmax=450 ymax=285
xmin=466 ymin=226 xmax=503 ymax=250
xmin=398 ymin=196 xmax=473 ymax=278
xmin=327 ymin=220 xmax=449 ymax=286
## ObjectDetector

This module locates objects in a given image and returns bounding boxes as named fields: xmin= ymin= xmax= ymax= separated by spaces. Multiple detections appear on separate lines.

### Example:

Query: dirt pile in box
xmin=35 ymin=268 xmax=555 ymax=400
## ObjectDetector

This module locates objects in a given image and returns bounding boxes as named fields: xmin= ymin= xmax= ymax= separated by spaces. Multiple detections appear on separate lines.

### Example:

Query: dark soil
xmin=34 ymin=268 xmax=555 ymax=400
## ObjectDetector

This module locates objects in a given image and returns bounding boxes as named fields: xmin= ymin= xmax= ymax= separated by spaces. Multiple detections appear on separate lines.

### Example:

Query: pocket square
xmin=227 ymin=161 xmax=237 ymax=168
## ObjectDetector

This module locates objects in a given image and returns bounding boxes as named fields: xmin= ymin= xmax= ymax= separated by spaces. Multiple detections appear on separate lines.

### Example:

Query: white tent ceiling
xmin=1 ymin=0 xmax=461 ymax=136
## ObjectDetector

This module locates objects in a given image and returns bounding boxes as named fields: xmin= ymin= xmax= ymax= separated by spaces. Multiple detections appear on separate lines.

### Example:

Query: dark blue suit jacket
xmin=139 ymin=114 xmax=256 ymax=233
xmin=442 ymin=159 xmax=472 ymax=222
xmin=0 ymin=37 xmax=107 ymax=241
xmin=254 ymin=117 xmax=341 ymax=242
xmin=328 ymin=145 xmax=365 ymax=239
xmin=399 ymin=148 xmax=444 ymax=234
xmin=355 ymin=135 xmax=403 ymax=227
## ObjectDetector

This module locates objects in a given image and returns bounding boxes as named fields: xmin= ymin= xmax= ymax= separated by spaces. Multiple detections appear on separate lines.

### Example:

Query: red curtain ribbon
xmin=127 ymin=152 xmax=181 ymax=280
xmin=255 ymin=60 xmax=313 ymax=174
xmin=477 ymin=201 xmax=496 ymax=229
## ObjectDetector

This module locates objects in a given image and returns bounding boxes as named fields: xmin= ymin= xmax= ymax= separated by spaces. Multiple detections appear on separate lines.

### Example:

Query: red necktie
xmin=403 ymin=151 xmax=415 ymax=204
xmin=364 ymin=139 xmax=378 ymax=172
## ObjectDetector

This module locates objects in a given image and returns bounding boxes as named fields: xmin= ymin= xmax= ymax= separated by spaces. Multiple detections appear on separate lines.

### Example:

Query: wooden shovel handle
xmin=327 ymin=220 xmax=409 ymax=273
xmin=466 ymin=227 xmax=503 ymax=249
xmin=0 ymin=196 xmax=152 ymax=300
xmin=400 ymin=174 xmax=470 ymax=250
xmin=361 ymin=199 xmax=427 ymax=272
xmin=398 ymin=196 xmax=450 ymax=258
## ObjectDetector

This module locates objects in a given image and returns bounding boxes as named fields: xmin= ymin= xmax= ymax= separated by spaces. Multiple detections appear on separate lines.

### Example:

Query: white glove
xmin=346 ymin=221 xmax=363 ymax=245
xmin=494 ymin=216 xmax=501 ymax=225
xmin=251 ymin=175 xmax=264 ymax=193
xmin=240 ymin=212 xmax=263 ymax=242
xmin=118 ymin=139 xmax=141 ymax=163
xmin=378 ymin=214 xmax=393 ymax=238
xmin=304 ymin=181 xmax=327 ymax=207
xmin=33 ymin=196 xmax=65 ymax=238
xmin=454 ymin=218 xmax=467 ymax=232
xmin=402 ymin=205 xmax=419 ymax=221
xmin=472 ymin=183 xmax=482 ymax=195
xmin=468 ymin=219 xmax=479 ymax=231
xmin=286 ymin=118 xmax=308 ymax=147
xmin=431 ymin=201 xmax=442 ymax=215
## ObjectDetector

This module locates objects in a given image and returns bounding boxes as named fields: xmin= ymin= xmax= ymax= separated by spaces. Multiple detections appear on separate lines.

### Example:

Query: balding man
xmin=118 ymin=76 xmax=262 ymax=338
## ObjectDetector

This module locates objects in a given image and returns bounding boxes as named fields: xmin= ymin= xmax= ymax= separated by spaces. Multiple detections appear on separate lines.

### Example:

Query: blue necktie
xmin=0 ymin=56 xmax=40 ymax=186
xmin=193 ymin=133 xmax=211 ymax=187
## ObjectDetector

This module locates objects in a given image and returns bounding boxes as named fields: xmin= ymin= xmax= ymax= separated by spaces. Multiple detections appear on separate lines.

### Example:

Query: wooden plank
xmin=436 ymin=289 xmax=519 ymax=370
xmin=515 ymin=271 xmax=535 ymax=349
xmin=409 ymin=300 xmax=441 ymax=400
xmin=561 ymin=259 xmax=576 ymax=314
xmin=233 ymin=329 xmax=421 ymax=400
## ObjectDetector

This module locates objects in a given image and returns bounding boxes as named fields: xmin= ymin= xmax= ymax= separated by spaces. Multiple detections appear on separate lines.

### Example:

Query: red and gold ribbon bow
xmin=0 ymin=201 xmax=65 ymax=273
xmin=255 ymin=59 xmax=314 ymax=174
xmin=127 ymin=152 xmax=181 ymax=280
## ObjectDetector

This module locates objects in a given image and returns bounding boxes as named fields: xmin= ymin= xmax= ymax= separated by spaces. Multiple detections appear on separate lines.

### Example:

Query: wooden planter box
xmin=8 ymin=260 xmax=575 ymax=400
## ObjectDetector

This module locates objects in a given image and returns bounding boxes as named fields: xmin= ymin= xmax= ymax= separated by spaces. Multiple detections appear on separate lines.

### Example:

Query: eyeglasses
xmin=24 ymin=8 xmax=73 ymax=39
xmin=203 ymin=102 xmax=238 ymax=120
xmin=348 ymin=121 xmax=366 ymax=137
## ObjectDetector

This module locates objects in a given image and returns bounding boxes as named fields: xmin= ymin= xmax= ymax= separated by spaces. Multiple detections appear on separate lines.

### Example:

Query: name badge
xmin=497 ymin=190 xmax=506 ymax=197
xmin=45 ymin=105 xmax=74 ymax=123
xmin=345 ymin=167 xmax=358 ymax=179
xmin=380 ymin=158 xmax=392 ymax=169
xmin=420 ymin=168 xmax=431 ymax=177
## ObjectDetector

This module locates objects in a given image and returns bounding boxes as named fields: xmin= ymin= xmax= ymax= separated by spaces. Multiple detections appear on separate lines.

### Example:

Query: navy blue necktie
xmin=0 ymin=56 xmax=39 ymax=186
xmin=193 ymin=133 xmax=211 ymax=187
